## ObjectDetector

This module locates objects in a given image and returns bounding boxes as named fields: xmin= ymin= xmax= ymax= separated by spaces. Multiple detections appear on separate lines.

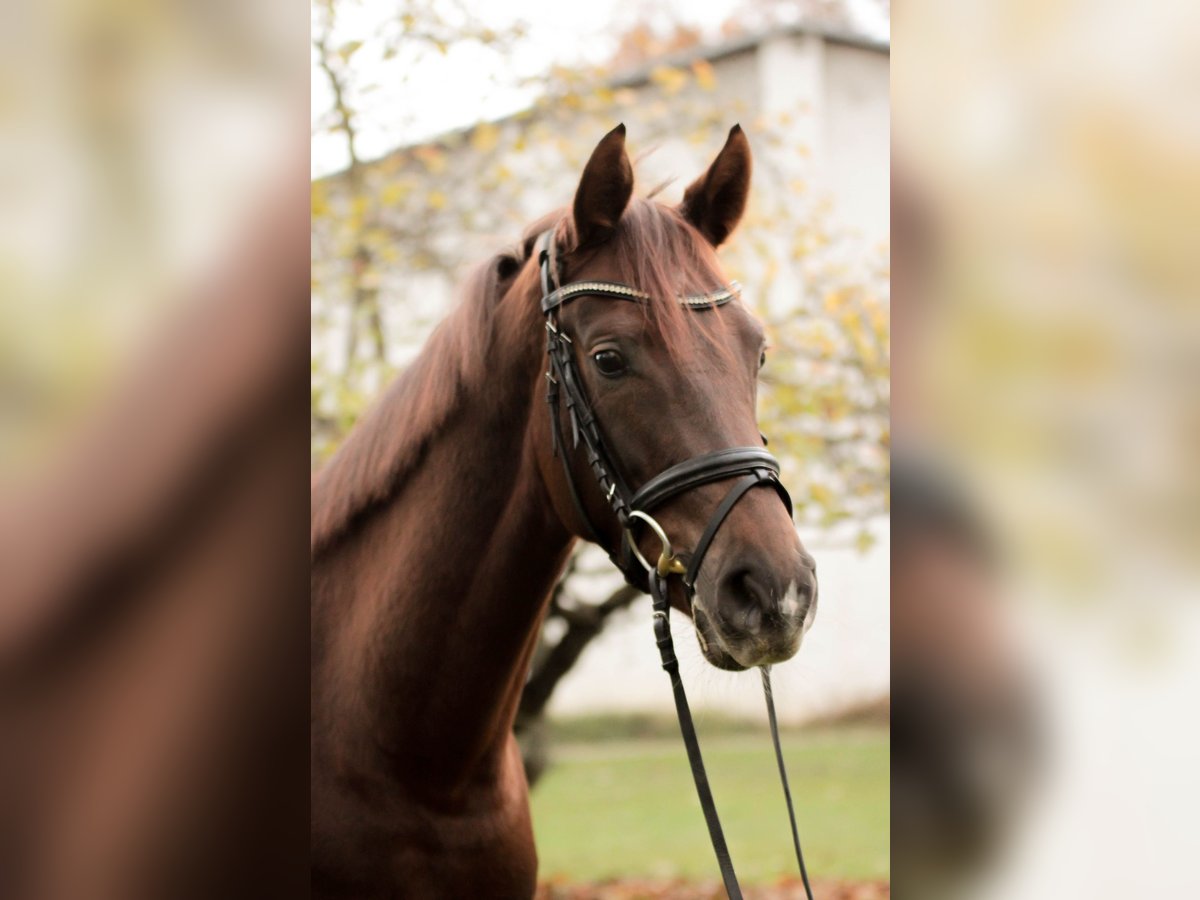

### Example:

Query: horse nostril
xmin=795 ymin=576 xmax=814 ymax=606
xmin=719 ymin=567 xmax=774 ymax=634
xmin=788 ymin=571 xmax=817 ymax=621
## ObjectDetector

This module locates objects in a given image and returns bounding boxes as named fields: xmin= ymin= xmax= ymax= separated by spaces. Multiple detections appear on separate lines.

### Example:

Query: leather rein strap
xmin=537 ymin=229 xmax=814 ymax=900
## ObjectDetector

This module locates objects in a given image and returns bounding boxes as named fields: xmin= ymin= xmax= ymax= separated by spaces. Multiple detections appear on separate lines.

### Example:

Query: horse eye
xmin=759 ymin=348 xmax=768 ymax=370
xmin=592 ymin=349 xmax=627 ymax=377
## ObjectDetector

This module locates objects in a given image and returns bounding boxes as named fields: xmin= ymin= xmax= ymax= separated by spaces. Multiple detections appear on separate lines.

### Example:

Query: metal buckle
xmin=624 ymin=510 xmax=687 ymax=578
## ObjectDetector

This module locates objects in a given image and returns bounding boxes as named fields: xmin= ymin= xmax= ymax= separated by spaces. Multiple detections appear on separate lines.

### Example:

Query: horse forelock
xmin=542 ymin=199 xmax=741 ymax=367
xmin=606 ymin=199 xmax=739 ymax=363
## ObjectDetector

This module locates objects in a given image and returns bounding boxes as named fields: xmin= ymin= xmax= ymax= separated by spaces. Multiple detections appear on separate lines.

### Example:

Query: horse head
xmin=525 ymin=125 xmax=817 ymax=671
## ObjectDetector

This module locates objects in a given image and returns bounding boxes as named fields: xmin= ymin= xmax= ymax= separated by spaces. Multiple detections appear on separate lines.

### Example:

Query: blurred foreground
xmin=893 ymin=0 xmax=1200 ymax=897
xmin=0 ymin=2 xmax=310 ymax=897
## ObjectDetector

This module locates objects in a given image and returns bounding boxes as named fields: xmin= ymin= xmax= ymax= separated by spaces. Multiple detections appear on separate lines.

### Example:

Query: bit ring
xmin=625 ymin=510 xmax=687 ymax=578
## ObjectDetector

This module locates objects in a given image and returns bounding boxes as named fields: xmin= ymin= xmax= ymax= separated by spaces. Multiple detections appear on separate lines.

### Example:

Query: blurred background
xmin=311 ymin=0 xmax=890 ymax=896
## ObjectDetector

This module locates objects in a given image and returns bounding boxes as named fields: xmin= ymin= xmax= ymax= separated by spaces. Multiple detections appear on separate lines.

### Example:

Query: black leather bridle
xmin=537 ymin=228 xmax=815 ymax=900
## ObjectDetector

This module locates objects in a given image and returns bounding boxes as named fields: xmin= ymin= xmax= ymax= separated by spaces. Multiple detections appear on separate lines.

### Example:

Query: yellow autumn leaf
xmin=428 ymin=190 xmax=447 ymax=210
xmin=413 ymin=145 xmax=446 ymax=174
xmin=470 ymin=122 xmax=499 ymax=153
xmin=650 ymin=66 xmax=688 ymax=96
xmin=311 ymin=182 xmax=329 ymax=218
xmin=380 ymin=180 xmax=412 ymax=205
xmin=691 ymin=60 xmax=716 ymax=91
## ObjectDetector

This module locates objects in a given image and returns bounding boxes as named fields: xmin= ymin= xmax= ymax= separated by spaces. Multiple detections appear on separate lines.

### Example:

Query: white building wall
xmin=824 ymin=42 xmax=891 ymax=246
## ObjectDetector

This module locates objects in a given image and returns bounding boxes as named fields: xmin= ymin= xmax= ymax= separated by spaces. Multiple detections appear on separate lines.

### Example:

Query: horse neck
xmin=312 ymin=300 xmax=574 ymax=794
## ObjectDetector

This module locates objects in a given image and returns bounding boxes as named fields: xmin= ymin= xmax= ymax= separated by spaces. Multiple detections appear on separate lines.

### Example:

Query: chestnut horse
xmin=311 ymin=125 xmax=818 ymax=897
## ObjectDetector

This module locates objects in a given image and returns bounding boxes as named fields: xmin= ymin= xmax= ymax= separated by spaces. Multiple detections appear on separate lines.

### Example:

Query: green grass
xmin=530 ymin=725 xmax=889 ymax=884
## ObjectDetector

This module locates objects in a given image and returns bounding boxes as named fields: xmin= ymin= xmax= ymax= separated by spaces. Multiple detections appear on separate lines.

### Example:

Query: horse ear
xmin=572 ymin=124 xmax=634 ymax=249
xmin=679 ymin=124 xmax=752 ymax=247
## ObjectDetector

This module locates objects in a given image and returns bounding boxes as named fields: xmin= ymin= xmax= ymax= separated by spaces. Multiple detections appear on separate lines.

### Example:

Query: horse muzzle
xmin=692 ymin=553 xmax=817 ymax=670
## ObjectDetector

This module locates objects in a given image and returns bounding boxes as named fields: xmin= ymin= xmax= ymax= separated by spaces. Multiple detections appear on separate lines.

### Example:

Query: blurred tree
xmin=311 ymin=0 xmax=530 ymax=430
xmin=608 ymin=21 xmax=703 ymax=70
xmin=513 ymin=553 xmax=642 ymax=784
xmin=311 ymin=0 xmax=888 ymax=783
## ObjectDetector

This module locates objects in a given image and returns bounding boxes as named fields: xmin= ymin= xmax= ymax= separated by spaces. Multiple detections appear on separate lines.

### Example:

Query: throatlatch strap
xmin=650 ymin=573 xmax=743 ymax=900
xmin=762 ymin=666 xmax=815 ymax=900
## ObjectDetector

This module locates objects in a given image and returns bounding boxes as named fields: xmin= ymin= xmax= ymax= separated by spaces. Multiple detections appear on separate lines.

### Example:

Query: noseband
xmin=537 ymin=229 xmax=815 ymax=900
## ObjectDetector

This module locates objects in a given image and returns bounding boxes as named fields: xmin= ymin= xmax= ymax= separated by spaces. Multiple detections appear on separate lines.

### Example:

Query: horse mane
xmin=310 ymin=241 xmax=525 ymax=555
xmin=311 ymin=199 xmax=734 ymax=555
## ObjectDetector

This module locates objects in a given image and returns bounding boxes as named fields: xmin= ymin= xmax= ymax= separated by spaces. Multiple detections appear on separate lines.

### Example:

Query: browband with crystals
xmin=540 ymin=280 xmax=741 ymax=314
xmin=536 ymin=229 xmax=740 ymax=314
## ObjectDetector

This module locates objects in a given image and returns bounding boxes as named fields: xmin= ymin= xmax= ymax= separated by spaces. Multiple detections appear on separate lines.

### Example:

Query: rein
xmin=537 ymin=229 xmax=815 ymax=900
